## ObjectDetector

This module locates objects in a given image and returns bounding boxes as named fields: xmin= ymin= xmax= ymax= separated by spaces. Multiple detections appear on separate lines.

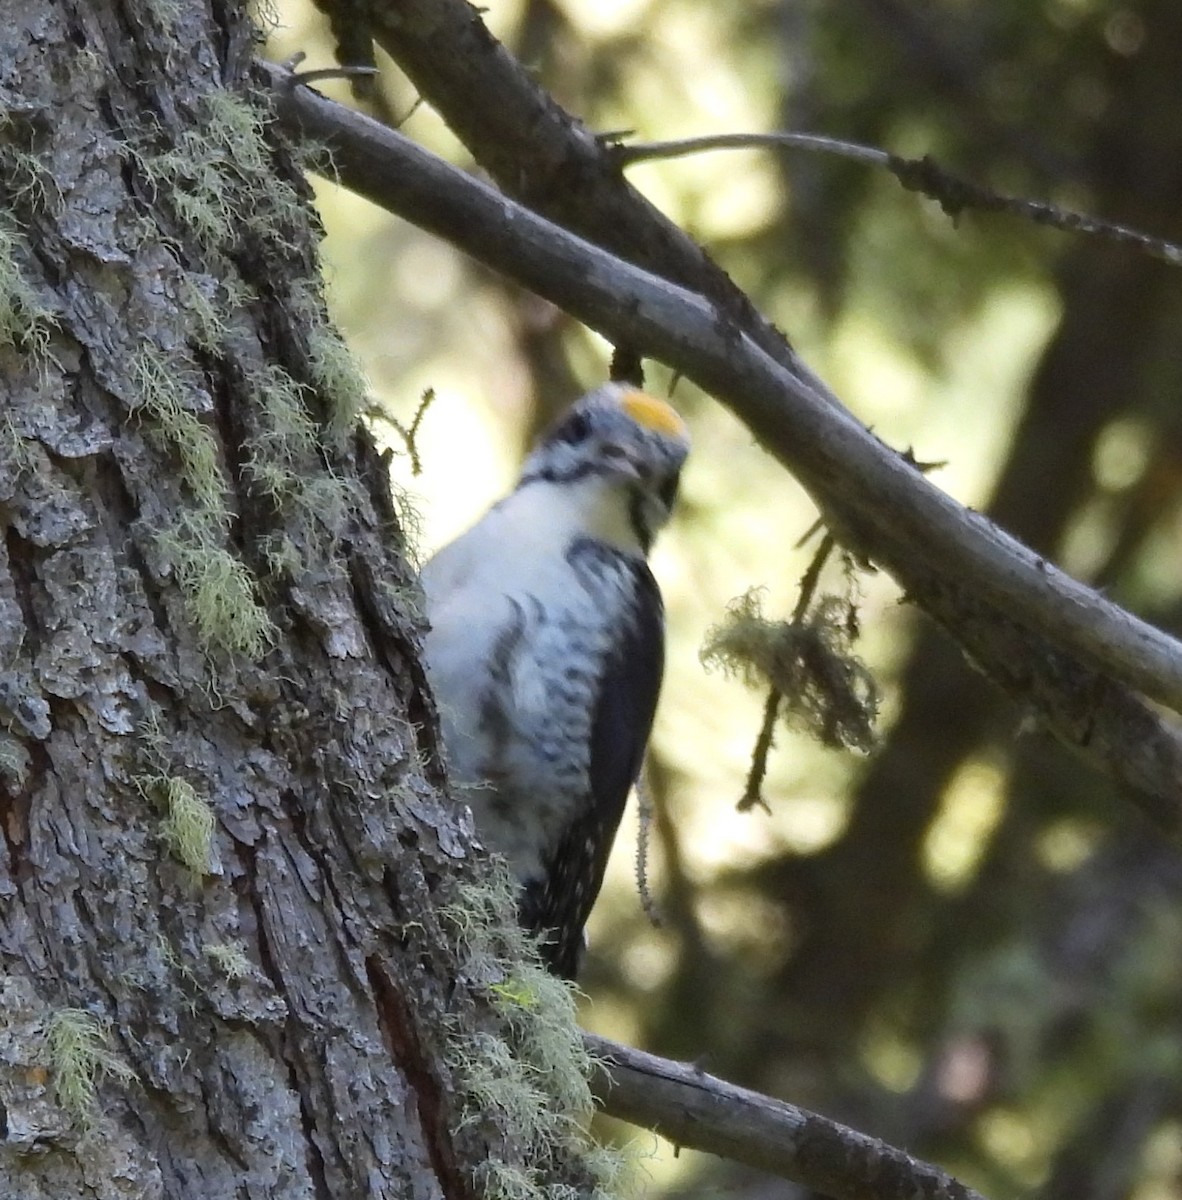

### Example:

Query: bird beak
xmin=600 ymin=444 xmax=647 ymax=482
xmin=618 ymin=452 xmax=647 ymax=482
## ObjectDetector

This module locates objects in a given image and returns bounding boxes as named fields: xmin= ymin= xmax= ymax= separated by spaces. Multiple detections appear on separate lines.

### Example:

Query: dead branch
xmin=611 ymin=133 xmax=1182 ymax=267
xmin=586 ymin=1033 xmax=988 ymax=1200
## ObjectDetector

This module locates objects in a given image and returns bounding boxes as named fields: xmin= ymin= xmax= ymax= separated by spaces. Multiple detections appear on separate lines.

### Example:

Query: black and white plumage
xmin=421 ymin=383 xmax=690 ymax=977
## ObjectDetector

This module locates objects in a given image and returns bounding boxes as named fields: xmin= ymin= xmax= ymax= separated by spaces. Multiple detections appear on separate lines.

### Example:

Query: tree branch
xmin=585 ymin=1033 xmax=987 ymax=1200
xmin=363 ymin=0 xmax=830 ymax=392
xmin=259 ymin=61 xmax=1182 ymax=824
xmin=610 ymin=133 xmax=1182 ymax=267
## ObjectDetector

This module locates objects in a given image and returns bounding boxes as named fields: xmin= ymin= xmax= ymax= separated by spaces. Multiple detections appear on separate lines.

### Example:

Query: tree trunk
xmin=0 ymin=3 xmax=598 ymax=1197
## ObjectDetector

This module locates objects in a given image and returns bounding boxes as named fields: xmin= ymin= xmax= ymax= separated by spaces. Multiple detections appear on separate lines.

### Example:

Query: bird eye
xmin=601 ymin=443 xmax=627 ymax=460
xmin=556 ymin=412 xmax=591 ymax=445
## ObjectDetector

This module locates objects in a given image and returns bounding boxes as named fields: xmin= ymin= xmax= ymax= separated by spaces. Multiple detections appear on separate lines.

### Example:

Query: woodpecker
xmin=421 ymin=383 xmax=690 ymax=978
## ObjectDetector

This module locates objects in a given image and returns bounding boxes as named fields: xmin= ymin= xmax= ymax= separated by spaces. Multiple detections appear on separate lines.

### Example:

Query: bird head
xmin=518 ymin=383 xmax=691 ymax=552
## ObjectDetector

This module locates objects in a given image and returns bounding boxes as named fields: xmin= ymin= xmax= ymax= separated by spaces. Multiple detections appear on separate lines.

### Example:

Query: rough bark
xmin=0 ymin=3 xmax=593 ymax=1198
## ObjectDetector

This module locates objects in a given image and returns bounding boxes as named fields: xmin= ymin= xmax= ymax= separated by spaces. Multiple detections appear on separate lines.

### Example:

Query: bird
xmin=420 ymin=382 xmax=690 ymax=977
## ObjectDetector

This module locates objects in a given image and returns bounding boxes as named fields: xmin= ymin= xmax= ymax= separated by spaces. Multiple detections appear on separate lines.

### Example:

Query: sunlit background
xmin=268 ymin=2 xmax=1182 ymax=1195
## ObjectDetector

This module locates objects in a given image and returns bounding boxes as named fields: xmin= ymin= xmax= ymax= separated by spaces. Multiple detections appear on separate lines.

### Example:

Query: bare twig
xmin=612 ymin=132 xmax=1182 ymax=267
xmin=738 ymin=689 xmax=780 ymax=814
xmin=737 ymin=533 xmax=838 ymax=813
xmin=633 ymin=767 xmax=661 ymax=926
xmin=613 ymin=130 xmax=890 ymax=168
xmin=793 ymin=532 xmax=837 ymax=624
xmin=586 ymin=1032 xmax=988 ymax=1200
xmin=378 ymin=386 xmax=435 ymax=476
xmin=362 ymin=0 xmax=826 ymax=394
xmin=280 ymin=51 xmax=379 ymax=89
xmin=889 ymin=153 xmax=1182 ymax=267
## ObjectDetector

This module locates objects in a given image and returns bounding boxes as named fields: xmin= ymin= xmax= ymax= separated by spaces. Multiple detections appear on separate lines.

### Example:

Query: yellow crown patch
xmin=620 ymin=389 xmax=688 ymax=439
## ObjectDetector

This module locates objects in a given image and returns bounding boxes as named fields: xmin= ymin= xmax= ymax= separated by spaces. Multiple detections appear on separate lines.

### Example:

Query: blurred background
xmin=268 ymin=2 xmax=1182 ymax=1196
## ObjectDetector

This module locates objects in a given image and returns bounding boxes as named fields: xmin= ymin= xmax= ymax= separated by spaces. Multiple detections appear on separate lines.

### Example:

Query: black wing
xmin=523 ymin=558 xmax=665 ymax=978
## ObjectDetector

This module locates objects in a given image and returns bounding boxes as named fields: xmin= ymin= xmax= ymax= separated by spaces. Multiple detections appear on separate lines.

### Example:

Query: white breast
xmin=420 ymin=478 xmax=640 ymax=879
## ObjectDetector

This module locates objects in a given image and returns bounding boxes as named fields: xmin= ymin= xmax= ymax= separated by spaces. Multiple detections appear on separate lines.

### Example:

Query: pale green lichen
xmin=129 ymin=345 xmax=275 ymax=657
xmin=155 ymin=517 xmax=275 ymax=658
xmin=258 ymin=531 xmax=304 ymax=578
xmin=249 ymin=0 xmax=282 ymax=35
xmin=150 ymin=131 xmax=239 ymax=248
xmin=239 ymin=358 xmax=358 ymax=553
xmin=131 ymin=81 xmax=375 ymax=542
xmin=161 ymin=779 xmax=215 ymax=874
xmin=305 ymin=320 xmax=371 ymax=442
xmin=0 ymin=216 xmax=55 ymax=352
xmin=138 ymin=773 xmax=215 ymax=874
xmin=202 ymin=86 xmax=269 ymax=176
xmin=129 ymin=349 xmax=227 ymax=516
xmin=133 ymin=85 xmax=302 ymax=254
xmin=136 ymin=705 xmax=170 ymax=766
xmin=44 ymin=1009 xmax=135 ymax=1123
xmin=181 ymin=272 xmax=236 ymax=354
xmin=205 ymin=941 xmax=251 ymax=979
xmin=241 ymin=362 xmax=320 ymax=501
xmin=442 ymin=869 xmax=631 ymax=1199
xmin=121 ymin=79 xmax=404 ymax=649
xmin=153 ymin=931 xmax=198 ymax=986
xmin=477 ymin=1160 xmax=560 ymax=1200
xmin=140 ymin=0 xmax=182 ymax=29
xmin=0 ymin=144 xmax=55 ymax=212
xmin=287 ymin=282 xmax=371 ymax=441
xmin=702 ymin=585 xmax=879 ymax=754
